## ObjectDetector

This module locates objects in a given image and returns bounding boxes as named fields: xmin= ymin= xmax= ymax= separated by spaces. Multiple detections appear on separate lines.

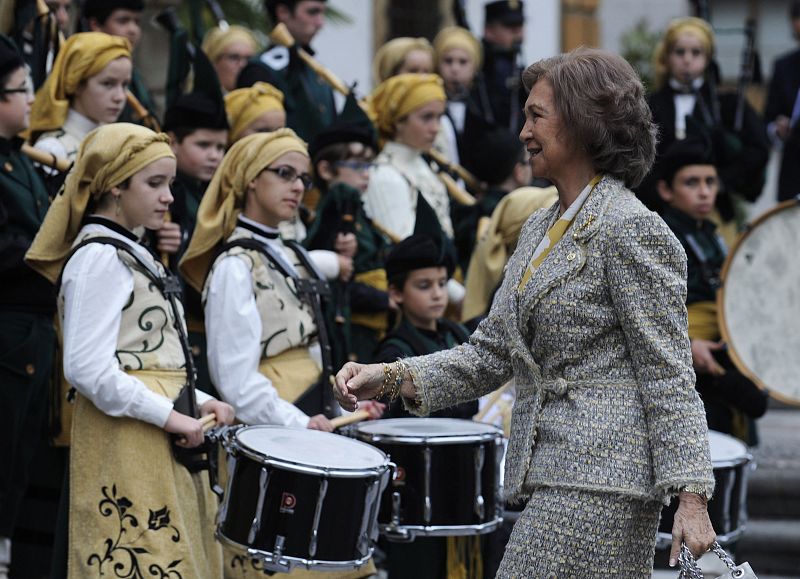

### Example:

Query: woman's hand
xmin=307 ymin=414 xmax=334 ymax=432
xmin=200 ymin=399 xmax=235 ymax=426
xmin=691 ymin=339 xmax=726 ymax=376
xmin=669 ymin=492 xmax=716 ymax=567
xmin=333 ymin=362 xmax=386 ymax=411
xmin=164 ymin=410 xmax=204 ymax=448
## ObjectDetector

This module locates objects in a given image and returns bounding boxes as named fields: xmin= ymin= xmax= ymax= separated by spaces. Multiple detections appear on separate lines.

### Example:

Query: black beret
xmin=485 ymin=0 xmax=525 ymax=26
xmin=83 ymin=0 xmax=144 ymax=22
xmin=468 ymin=127 xmax=523 ymax=185
xmin=163 ymin=93 xmax=229 ymax=132
xmin=659 ymin=120 xmax=715 ymax=184
xmin=385 ymin=234 xmax=455 ymax=281
xmin=0 ymin=35 xmax=24 ymax=80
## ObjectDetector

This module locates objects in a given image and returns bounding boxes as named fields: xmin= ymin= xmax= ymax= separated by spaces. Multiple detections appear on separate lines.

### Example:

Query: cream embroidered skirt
xmin=497 ymin=486 xmax=661 ymax=578
xmin=68 ymin=370 xmax=222 ymax=579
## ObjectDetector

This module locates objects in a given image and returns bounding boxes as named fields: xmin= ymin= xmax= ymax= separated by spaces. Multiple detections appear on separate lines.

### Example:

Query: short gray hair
xmin=522 ymin=48 xmax=657 ymax=188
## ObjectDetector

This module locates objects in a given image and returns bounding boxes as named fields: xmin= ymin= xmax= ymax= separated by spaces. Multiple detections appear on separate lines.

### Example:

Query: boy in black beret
xmin=0 ymin=34 xmax=57 ymax=579
xmin=657 ymin=130 xmax=767 ymax=445
xmin=157 ymin=48 xmax=229 ymax=398
xmin=304 ymin=96 xmax=394 ymax=365
xmin=374 ymin=234 xmax=478 ymax=579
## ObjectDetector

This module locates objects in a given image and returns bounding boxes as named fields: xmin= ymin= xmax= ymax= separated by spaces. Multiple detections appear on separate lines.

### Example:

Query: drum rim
xmin=356 ymin=417 xmax=503 ymax=444
xmin=717 ymin=198 xmax=800 ymax=407
xmin=215 ymin=529 xmax=374 ymax=572
xmin=234 ymin=425 xmax=390 ymax=477
xmin=381 ymin=516 xmax=504 ymax=540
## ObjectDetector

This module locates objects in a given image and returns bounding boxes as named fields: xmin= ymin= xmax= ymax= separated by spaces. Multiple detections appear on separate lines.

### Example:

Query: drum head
xmin=708 ymin=430 xmax=749 ymax=467
xmin=720 ymin=201 xmax=800 ymax=405
xmin=357 ymin=417 xmax=499 ymax=439
xmin=236 ymin=426 xmax=386 ymax=470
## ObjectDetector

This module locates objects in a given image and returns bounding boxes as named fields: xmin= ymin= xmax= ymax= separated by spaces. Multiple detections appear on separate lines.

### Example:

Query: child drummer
xmin=180 ymin=129 xmax=379 ymax=578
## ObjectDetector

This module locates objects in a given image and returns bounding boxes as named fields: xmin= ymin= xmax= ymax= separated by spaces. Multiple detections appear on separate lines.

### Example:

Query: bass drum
xmin=718 ymin=199 xmax=800 ymax=405
xmin=657 ymin=430 xmax=752 ymax=548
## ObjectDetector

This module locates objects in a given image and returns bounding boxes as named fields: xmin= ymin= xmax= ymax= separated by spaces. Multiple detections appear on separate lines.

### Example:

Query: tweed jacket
xmin=405 ymin=175 xmax=715 ymax=504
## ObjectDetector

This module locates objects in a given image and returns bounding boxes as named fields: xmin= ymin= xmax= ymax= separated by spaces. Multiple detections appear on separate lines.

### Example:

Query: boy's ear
xmin=167 ymin=131 xmax=179 ymax=151
xmin=656 ymin=179 xmax=673 ymax=205
xmin=316 ymin=160 xmax=335 ymax=182
xmin=388 ymin=285 xmax=403 ymax=306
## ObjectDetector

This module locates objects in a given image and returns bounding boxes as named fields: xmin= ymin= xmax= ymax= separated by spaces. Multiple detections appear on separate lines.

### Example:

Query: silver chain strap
xmin=679 ymin=541 xmax=742 ymax=579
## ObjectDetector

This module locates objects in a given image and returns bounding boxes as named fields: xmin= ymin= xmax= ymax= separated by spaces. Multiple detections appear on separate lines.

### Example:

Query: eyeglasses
xmin=333 ymin=160 xmax=374 ymax=172
xmin=265 ymin=165 xmax=314 ymax=191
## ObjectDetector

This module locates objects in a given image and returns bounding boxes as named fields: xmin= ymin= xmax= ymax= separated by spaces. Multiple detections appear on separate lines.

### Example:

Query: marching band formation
xmin=1 ymin=0 xmax=798 ymax=578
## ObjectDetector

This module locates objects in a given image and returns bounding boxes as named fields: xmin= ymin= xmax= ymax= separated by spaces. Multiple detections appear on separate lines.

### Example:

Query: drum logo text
xmin=280 ymin=492 xmax=297 ymax=514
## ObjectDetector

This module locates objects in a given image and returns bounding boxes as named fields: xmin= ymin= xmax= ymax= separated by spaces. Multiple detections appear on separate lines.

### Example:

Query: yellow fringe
xmin=446 ymin=536 xmax=483 ymax=579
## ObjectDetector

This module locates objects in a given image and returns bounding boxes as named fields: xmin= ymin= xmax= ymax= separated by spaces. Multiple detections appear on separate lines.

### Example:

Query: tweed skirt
xmin=496 ymin=487 xmax=661 ymax=578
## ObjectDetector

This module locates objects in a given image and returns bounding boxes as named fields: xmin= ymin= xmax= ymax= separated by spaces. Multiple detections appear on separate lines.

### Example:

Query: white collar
xmin=64 ymin=109 xmax=101 ymax=140
xmin=381 ymin=140 xmax=422 ymax=165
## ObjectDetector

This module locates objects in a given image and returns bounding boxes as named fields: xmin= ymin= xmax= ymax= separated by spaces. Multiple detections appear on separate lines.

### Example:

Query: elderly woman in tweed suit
xmin=335 ymin=48 xmax=716 ymax=577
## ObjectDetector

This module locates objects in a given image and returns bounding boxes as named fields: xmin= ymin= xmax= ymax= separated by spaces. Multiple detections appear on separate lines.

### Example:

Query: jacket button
xmin=567 ymin=252 xmax=576 ymax=261
xmin=25 ymin=363 xmax=35 ymax=375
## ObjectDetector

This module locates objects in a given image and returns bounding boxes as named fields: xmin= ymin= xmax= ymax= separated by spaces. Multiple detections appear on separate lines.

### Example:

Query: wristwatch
xmin=680 ymin=483 xmax=708 ymax=501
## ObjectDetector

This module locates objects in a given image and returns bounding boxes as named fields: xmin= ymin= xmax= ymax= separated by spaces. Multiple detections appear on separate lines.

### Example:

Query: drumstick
xmin=200 ymin=412 xmax=217 ymax=431
xmin=330 ymin=409 xmax=371 ymax=429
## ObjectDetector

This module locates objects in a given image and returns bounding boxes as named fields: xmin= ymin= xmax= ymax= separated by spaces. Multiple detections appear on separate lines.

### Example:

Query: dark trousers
xmin=0 ymin=312 xmax=55 ymax=537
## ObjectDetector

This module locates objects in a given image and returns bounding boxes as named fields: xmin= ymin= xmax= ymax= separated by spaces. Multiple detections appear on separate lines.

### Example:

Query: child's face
xmin=95 ymin=9 xmax=142 ymax=49
xmin=390 ymin=266 xmax=449 ymax=328
xmin=72 ymin=56 xmax=131 ymax=125
xmin=658 ymin=164 xmax=719 ymax=221
xmin=245 ymin=151 xmax=310 ymax=228
xmin=438 ymin=47 xmax=476 ymax=94
xmin=328 ymin=143 xmax=374 ymax=193
xmin=170 ymin=129 xmax=228 ymax=183
xmin=667 ymin=32 xmax=708 ymax=84
xmin=113 ymin=156 xmax=176 ymax=231
xmin=0 ymin=67 xmax=33 ymax=138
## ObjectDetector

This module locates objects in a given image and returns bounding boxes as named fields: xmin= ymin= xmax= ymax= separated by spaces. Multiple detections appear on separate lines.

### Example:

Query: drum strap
xmin=219 ymin=237 xmax=337 ymax=418
xmin=684 ymin=233 xmax=722 ymax=291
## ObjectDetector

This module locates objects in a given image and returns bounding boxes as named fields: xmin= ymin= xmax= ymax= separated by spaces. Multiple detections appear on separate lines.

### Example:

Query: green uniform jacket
xmin=238 ymin=44 xmax=335 ymax=142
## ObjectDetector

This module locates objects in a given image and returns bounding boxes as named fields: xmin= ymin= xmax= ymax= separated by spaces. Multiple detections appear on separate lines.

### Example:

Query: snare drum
xmin=657 ymin=430 xmax=752 ymax=548
xmin=356 ymin=418 xmax=504 ymax=541
xmin=217 ymin=426 xmax=390 ymax=573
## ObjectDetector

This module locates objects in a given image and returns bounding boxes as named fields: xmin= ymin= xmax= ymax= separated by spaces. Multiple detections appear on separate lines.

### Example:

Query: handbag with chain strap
xmin=678 ymin=541 xmax=757 ymax=579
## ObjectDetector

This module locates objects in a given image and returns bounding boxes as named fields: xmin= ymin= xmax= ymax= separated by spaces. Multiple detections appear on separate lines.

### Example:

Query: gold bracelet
xmin=389 ymin=360 xmax=406 ymax=402
xmin=377 ymin=363 xmax=391 ymax=400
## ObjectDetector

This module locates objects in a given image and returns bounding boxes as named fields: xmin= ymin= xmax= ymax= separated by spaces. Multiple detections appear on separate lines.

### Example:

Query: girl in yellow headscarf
xmin=24 ymin=123 xmax=234 ymax=579
xmin=644 ymin=16 xmax=769 ymax=241
xmin=224 ymin=81 xmax=286 ymax=144
xmin=373 ymin=37 xmax=435 ymax=84
xmin=202 ymin=24 xmax=258 ymax=93
xmin=180 ymin=128 xmax=378 ymax=579
xmin=364 ymin=73 xmax=452 ymax=242
xmin=29 ymin=32 xmax=132 ymax=166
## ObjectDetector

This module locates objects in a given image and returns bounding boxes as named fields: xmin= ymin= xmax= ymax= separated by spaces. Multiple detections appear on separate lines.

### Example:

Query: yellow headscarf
xmin=25 ymin=123 xmax=175 ymax=283
xmin=28 ymin=32 xmax=131 ymax=135
xmin=201 ymin=25 xmax=258 ymax=62
xmin=652 ymin=17 xmax=715 ymax=90
xmin=369 ymin=73 xmax=446 ymax=138
xmin=179 ymin=128 xmax=308 ymax=292
xmin=433 ymin=26 xmax=483 ymax=68
xmin=373 ymin=37 xmax=434 ymax=84
xmin=225 ymin=82 xmax=286 ymax=143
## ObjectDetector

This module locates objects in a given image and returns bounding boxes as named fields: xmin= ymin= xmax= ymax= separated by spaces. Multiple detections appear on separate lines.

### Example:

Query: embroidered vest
xmin=204 ymin=228 xmax=317 ymax=359
xmin=59 ymin=232 xmax=186 ymax=372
